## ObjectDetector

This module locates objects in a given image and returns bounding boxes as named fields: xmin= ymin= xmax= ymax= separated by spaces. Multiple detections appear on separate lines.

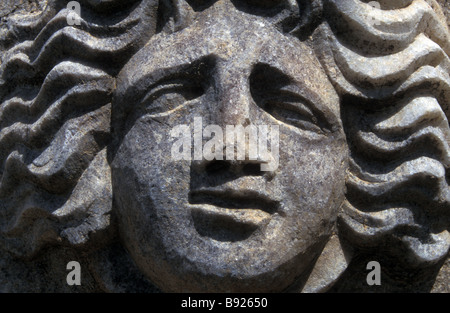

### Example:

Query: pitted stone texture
xmin=0 ymin=0 xmax=449 ymax=292
xmin=436 ymin=0 xmax=450 ymax=28
xmin=112 ymin=2 xmax=348 ymax=292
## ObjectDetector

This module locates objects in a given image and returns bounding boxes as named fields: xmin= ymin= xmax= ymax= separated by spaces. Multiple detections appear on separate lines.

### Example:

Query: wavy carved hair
xmin=315 ymin=0 xmax=450 ymax=266
xmin=0 ymin=0 xmax=159 ymax=257
xmin=0 ymin=0 xmax=449 ymax=270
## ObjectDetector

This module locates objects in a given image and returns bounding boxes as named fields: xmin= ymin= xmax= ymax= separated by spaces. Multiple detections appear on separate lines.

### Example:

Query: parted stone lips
xmin=189 ymin=188 xmax=281 ymax=241
xmin=189 ymin=189 xmax=279 ymax=220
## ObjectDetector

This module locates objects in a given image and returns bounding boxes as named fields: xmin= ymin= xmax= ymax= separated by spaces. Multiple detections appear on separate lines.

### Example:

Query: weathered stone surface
xmin=436 ymin=0 xmax=450 ymax=28
xmin=432 ymin=256 xmax=450 ymax=293
xmin=0 ymin=0 xmax=449 ymax=292
xmin=0 ymin=0 xmax=47 ymax=52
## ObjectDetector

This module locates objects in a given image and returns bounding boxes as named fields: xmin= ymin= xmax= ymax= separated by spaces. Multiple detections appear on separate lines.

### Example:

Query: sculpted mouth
xmin=188 ymin=189 xmax=280 ymax=242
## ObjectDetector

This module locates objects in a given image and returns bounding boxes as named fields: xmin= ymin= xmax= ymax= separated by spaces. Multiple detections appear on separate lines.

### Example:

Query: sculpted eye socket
xmin=137 ymin=57 xmax=215 ymax=116
xmin=250 ymin=63 xmax=331 ymax=134
xmin=261 ymin=90 xmax=324 ymax=133
xmin=140 ymin=79 xmax=205 ymax=115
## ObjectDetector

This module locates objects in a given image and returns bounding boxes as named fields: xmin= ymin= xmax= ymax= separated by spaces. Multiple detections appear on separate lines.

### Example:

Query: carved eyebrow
xmin=130 ymin=55 xmax=216 ymax=101
xmin=250 ymin=63 xmax=341 ymax=130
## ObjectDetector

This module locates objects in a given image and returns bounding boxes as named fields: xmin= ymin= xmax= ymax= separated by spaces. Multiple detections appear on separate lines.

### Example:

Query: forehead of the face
xmin=116 ymin=7 xmax=340 ymax=118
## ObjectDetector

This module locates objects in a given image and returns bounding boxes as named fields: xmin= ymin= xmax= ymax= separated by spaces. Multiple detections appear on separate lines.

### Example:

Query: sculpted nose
xmin=214 ymin=73 xmax=252 ymax=127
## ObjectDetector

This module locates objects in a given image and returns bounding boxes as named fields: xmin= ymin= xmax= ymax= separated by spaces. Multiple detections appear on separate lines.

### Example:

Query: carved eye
xmin=138 ymin=57 xmax=215 ymax=115
xmin=250 ymin=63 xmax=330 ymax=134
xmin=140 ymin=79 xmax=205 ymax=115
xmin=260 ymin=90 xmax=324 ymax=133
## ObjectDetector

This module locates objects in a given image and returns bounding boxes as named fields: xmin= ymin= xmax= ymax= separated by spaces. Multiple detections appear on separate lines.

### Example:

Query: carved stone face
xmin=112 ymin=4 xmax=348 ymax=292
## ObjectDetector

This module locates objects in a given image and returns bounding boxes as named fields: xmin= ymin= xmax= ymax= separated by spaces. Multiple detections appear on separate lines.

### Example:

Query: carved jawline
xmin=300 ymin=233 xmax=353 ymax=293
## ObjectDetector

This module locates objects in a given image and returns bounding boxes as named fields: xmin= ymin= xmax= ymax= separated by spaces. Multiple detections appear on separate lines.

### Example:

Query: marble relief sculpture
xmin=0 ymin=0 xmax=449 ymax=292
